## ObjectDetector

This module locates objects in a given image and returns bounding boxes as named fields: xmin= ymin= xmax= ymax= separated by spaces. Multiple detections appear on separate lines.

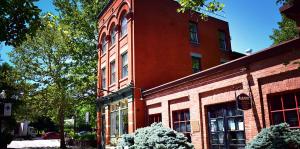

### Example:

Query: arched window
xmin=101 ymin=34 xmax=107 ymax=54
xmin=110 ymin=25 xmax=117 ymax=45
xmin=121 ymin=14 xmax=127 ymax=37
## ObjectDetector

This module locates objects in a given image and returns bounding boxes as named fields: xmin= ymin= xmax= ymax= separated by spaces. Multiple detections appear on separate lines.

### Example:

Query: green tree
xmin=0 ymin=0 xmax=41 ymax=47
xmin=270 ymin=0 xmax=299 ymax=45
xmin=10 ymin=14 xmax=76 ymax=148
xmin=270 ymin=15 xmax=299 ymax=45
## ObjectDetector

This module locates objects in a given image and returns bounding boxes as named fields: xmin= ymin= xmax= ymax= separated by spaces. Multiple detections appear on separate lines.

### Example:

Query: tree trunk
xmin=59 ymin=105 xmax=66 ymax=149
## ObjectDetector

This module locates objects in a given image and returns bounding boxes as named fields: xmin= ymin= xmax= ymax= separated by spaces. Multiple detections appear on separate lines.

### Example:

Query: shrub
xmin=246 ymin=123 xmax=300 ymax=149
xmin=118 ymin=123 xmax=194 ymax=149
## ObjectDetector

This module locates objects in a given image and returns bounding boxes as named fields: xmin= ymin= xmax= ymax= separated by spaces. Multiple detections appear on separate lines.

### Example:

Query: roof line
xmin=97 ymin=0 xmax=114 ymax=20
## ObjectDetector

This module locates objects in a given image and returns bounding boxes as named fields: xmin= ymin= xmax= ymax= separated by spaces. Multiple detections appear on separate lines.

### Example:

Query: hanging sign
xmin=4 ymin=103 xmax=12 ymax=116
xmin=236 ymin=93 xmax=252 ymax=110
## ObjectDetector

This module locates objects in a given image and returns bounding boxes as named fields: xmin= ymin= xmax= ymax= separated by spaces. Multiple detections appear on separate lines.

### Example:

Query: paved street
xmin=7 ymin=139 xmax=60 ymax=148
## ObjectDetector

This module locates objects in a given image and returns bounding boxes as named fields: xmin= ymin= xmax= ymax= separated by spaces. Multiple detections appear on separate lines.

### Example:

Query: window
xmin=219 ymin=31 xmax=227 ymax=50
xmin=149 ymin=114 xmax=162 ymax=125
xmin=101 ymin=34 xmax=107 ymax=54
xmin=121 ymin=14 xmax=128 ymax=37
xmin=269 ymin=91 xmax=300 ymax=128
xmin=192 ymin=56 xmax=201 ymax=73
xmin=121 ymin=52 xmax=128 ymax=78
xmin=189 ymin=22 xmax=198 ymax=43
xmin=110 ymin=100 xmax=128 ymax=138
xmin=110 ymin=25 xmax=117 ymax=45
xmin=101 ymin=68 xmax=106 ymax=89
xmin=110 ymin=61 xmax=116 ymax=84
xmin=173 ymin=109 xmax=191 ymax=141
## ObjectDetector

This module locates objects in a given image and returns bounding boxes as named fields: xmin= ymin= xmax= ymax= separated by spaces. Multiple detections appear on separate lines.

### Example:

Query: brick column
xmin=105 ymin=105 xmax=110 ymax=144
xmin=127 ymin=97 xmax=134 ymax=133
xmin=189 ymin=93 xmax=202 ymax=149
xmin=126 ymin=12 xmax=134 ymax=82
xmin=161 ymin=100 xmax=170 ymax=128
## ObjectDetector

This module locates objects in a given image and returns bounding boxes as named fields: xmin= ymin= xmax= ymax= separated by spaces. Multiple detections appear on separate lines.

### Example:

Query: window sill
xmin=109 ymin=83 xmax=116 ymax=88
xmin=119 ymin=34 xmax=128 ymax=41
xmin=109 ymin=44 xmax=116 ymax=50
xmin=220 ymin=48 xmax=230 ymax=52
xmin=119 ymin=76 xmax=128 ymax=83
xmin=100 ymin=52 xmax=106 ymax=58
xmin=190 ymin=42 xmax=200 ymax=47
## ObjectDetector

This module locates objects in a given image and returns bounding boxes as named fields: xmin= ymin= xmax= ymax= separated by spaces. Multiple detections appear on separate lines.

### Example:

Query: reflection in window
xmin=110 ymin=61 xmax=116 ymax=84
xmin=121 ymin=14 xmax=128 ymax=37
xmin=219 ymin=31 xmax=226 ymax=50
xmin=101 ymin=34 xmax=107 ymax=54
xmin=189 ymin=22 xmax=198 ymax=43
xmin=269 ymin=91 xmax=300 ymax=128
xmin=121 ymin=52 xmax=128 ymax=78
xmin=101 ymin=68 xmax=106 ymax=89
xmin=110 ymin=25 xmax=117 ymax=45
xmin=192 ymin=56 xmax=201 ymax=73
xmin=172 ymin=109 xmax=191 ymax=142
xmin=149 ymin=113 xmax=162 ymax=125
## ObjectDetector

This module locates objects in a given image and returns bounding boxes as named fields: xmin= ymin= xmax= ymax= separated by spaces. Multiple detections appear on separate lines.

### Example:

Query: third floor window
xmin=110 ymin=25 xmax=117 ymax=45
xmin=121 ymin=14 xmax=128 ymax=37
xmin=219 ymin=31 xmax=227 ymax=50
xmin=189 ymin=22 xmax=199 ymax=43
xmin=101 ymin=34 xmax=107 ymax=54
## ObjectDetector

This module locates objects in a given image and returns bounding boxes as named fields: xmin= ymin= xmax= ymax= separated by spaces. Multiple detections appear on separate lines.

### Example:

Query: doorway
xmin=207 ymin=103 xmax=246 ymax=149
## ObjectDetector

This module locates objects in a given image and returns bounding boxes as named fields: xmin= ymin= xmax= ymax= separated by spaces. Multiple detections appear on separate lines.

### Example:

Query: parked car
xmin=42 ymin=132 xmax=60 ymax=139
xmin=77 ymin=131 xmax=89 ymax=136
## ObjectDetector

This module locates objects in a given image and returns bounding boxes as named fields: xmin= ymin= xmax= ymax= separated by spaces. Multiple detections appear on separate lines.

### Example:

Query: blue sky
xmin=0 ymin=0 xmax=282 ymax=64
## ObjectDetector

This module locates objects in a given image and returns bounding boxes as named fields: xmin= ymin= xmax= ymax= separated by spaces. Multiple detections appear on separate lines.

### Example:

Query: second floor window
xmin=101 ymin=35 xmax=107 ymax=54
xmin=121 ymin=14 xmax=128 ymax=37
xmin=110 ymin=61 xmax=116 ymax=84
xmin=121 ymin=52 xmax=128 ymax=78
xmin=189 ymin=22 xmax=198 ymax=43
xmin=110 ymin=25 xmax=117 ymax=45
xmin=101 ymin=67 xmax=106 ymax=89
xmin=219 ymin=31 xmax=227 ymax=50
xmin=192 ymin=56 xmax=201 ymax=73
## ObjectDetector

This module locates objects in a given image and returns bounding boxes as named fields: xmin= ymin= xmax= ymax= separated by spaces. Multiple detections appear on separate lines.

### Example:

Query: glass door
xmin=208 ymin=103 xmax=246 ymax=149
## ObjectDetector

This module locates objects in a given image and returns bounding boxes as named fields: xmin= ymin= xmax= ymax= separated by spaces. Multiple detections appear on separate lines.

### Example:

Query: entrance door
xmin=208 ymin=103 xmax=246 ymax=149
xmin=101 ymin=114 xmax=106 ymax=149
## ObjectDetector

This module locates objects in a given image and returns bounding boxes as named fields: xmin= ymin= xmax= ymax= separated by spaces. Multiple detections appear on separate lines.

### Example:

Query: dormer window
xmin=121 ymin=14 xmax=128 ymax=37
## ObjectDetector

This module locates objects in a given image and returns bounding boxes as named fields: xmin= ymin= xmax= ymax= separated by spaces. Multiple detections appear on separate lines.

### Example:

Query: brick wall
xmin=144 ymin=39 xmax=300 ymax=149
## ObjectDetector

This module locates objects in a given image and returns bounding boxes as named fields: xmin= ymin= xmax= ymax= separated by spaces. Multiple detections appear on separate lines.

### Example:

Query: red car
xmin=42 ymin=132 xmax=60 ymax=139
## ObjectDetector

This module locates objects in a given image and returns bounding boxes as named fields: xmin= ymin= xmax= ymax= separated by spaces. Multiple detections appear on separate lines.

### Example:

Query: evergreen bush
xmin=246 ymin=123 xmax=300 ymax=149
xmin=118 ymin=123 xmax=194 ymax=149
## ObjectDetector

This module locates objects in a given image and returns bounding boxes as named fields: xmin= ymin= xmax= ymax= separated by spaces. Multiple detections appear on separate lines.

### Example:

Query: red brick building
xmin=96 ymin=0 xmax=242 ymax=148
xmin=143 ymin=2 xmax=300 ymax=149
